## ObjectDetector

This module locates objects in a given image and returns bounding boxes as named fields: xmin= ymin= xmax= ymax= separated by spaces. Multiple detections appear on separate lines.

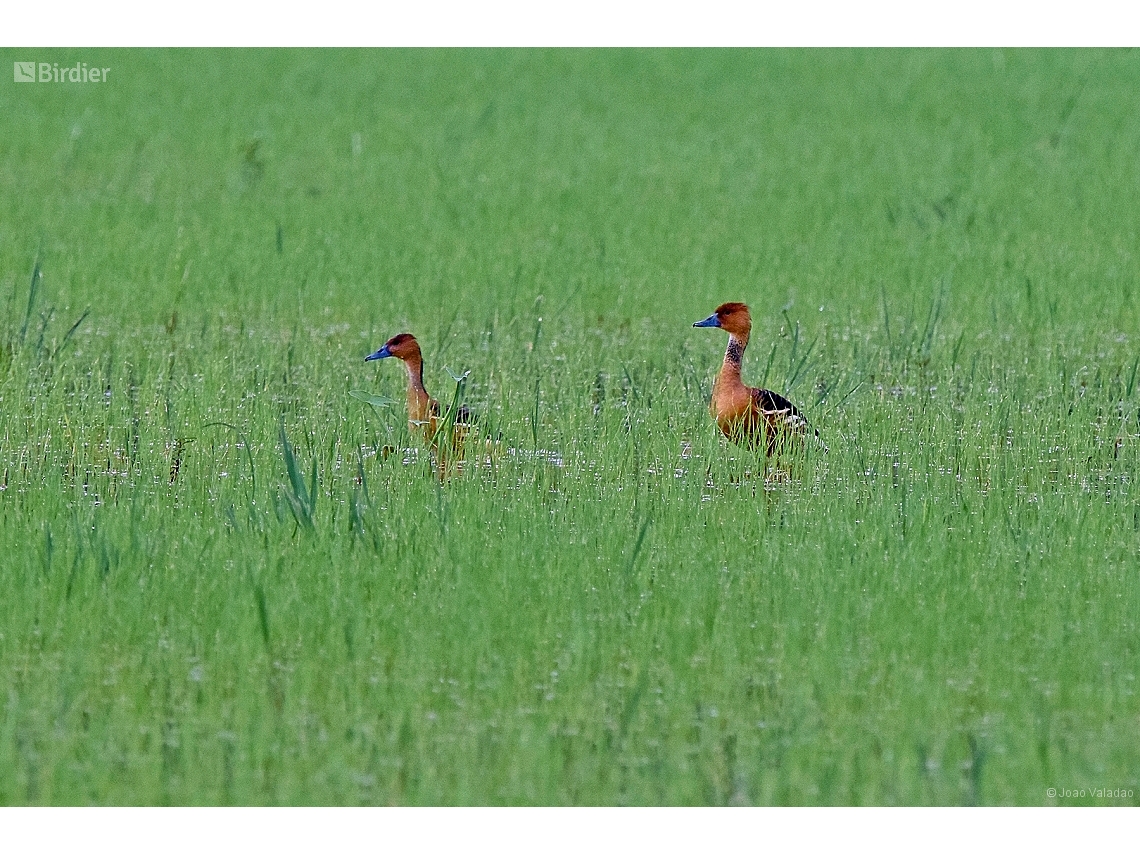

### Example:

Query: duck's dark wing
xmin=429 ymin=399 xmax=475 ymax=426
xmin=752 ymin=387 xmax=813 ymax=436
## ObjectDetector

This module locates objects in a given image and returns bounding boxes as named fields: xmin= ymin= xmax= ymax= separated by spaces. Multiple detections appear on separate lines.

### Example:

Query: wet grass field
xmin=0 ymin=48 xmax=1138 ymax=804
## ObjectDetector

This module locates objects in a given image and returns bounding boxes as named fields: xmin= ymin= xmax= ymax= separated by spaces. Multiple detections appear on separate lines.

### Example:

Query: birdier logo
xmin=14 ymin=61 xmax=110 ymax=83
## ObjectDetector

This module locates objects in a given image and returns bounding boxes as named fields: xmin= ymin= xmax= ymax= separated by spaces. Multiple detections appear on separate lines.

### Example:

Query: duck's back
xmin=752 ymin=388 xmax=808 ymax=429
xmin=714 ymin=384 xmax=816 ymax=452
xmin=753 ymin=386 xmax=819 ymax=451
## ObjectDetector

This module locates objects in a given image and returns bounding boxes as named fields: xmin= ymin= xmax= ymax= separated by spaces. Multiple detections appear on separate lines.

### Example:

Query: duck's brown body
xmin=695 ymin=302 xmax=815 ymax=455
xmin=395 ymin=342 xmax=440 ymax=440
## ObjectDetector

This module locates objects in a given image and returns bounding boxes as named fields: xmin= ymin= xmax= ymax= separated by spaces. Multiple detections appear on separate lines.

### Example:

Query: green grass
xmin=0 ymin=48 xmax=1138 ymax=805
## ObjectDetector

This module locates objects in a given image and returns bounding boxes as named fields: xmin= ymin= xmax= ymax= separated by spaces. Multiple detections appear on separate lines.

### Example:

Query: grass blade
xmin=19 ymin=259 xmax=41 ymax=347
xmin=279 ymin=422 xmax=313 ymax=529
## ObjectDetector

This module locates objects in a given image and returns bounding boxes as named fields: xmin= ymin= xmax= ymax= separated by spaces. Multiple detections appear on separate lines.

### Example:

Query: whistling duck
xmin=693 ymin=302 xmax=818 ymax=455
xmin=365 ymin=333 xmax=472 ymax=470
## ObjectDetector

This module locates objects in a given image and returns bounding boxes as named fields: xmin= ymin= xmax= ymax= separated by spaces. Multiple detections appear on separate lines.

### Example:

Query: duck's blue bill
xmin=364 ymin=344 xmax=392 ymax=361
xmin=693 ymin=314 xmax=721 ymax=328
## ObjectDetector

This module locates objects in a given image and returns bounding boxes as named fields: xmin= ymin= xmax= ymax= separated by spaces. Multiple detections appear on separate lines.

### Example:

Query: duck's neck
xmin=718 ymin=331 xmax=749 ymax=386
xmin=403 ymin=356 xmax=432 ymax=421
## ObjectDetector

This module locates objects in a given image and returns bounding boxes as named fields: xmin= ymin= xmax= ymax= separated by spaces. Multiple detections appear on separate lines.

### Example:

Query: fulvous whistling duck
xmin=365 ymin=333 xmax=473 ymax=473
xmin=693 ymin=302 xmax=819 ymax=456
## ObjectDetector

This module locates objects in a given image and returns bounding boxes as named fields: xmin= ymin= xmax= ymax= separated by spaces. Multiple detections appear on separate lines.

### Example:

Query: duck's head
xmin=365 ymin=332 xmax=422 ymax=362
xmin=693 ymin=302 xmax=751 ymax=337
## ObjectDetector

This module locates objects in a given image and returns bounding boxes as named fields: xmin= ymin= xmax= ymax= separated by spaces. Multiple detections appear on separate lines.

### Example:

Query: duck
xmin=693 ymin=302 xmax=819 ymax=455
xmin=365 ymin=333 xmax=472 ymax=474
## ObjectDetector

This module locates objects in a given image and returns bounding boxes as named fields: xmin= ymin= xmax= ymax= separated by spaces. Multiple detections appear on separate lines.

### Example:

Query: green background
xmin=0 ymin=49 xmax=1137 ymax=804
